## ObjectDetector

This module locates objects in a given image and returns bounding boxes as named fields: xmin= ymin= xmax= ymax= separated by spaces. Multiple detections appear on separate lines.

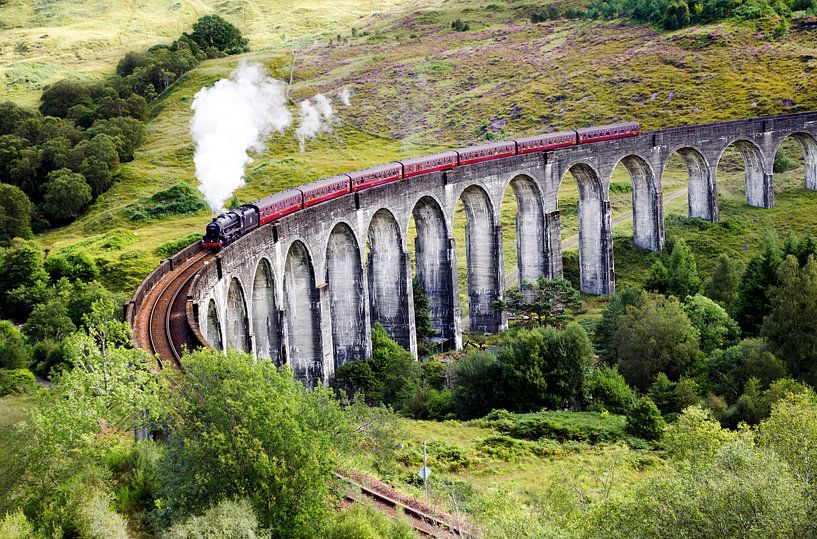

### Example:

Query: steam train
xmin=201 ymin=122 xmax=640 ymax=249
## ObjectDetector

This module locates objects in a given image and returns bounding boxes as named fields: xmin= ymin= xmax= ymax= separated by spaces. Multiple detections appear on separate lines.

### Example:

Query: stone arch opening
xmin=205 ymin=298 xmax=223 ymax=352
xmin=251 ymin=258 xmax=281 ymax=365
xmin=716 ymin=139 xmax=769 ymax=208
xmin=664 ymin=147 xmax=715 ymax=221
xmin=367 ymin=209 xmax=413 ymax=352
xmin=559 ymin=163 xmax=611 ymax=295
xmin=612 ymin=155 xmax=661 ymax=251
xmin=283 ymin=240 xmax=322 ymax=385
xmin=457 ymin=185 xmax=501 ymax=333
xmin=501 ymin=175 xmax=546 ymax=288
xmin=326 ymin=222 xmax=367 ymax=369
xmin=225 ymin=278 xmax=250 ymax=353
xmin=773 ymin=132 xmax=817 ymax=191
xmin=410 ymin=196 xmax=457 ymax=350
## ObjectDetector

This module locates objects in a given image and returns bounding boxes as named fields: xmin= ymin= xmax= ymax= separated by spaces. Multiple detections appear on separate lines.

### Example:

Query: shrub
xmin=683 ymin=294 xmax=740 ymax=354
xmin=626 ymin=396 xmax=665 ymax=440
xmin=452 ymin=351 xmax=504 ymax=420
xmin=326 ymin=504 xmax=414 ymax=539
xmin=497 ymin=323 xmax=594 ymax=411
xmin=162 ymin=498 xmax=262 ymax=539
xmin=0 ymin=320 xmax=31 ymax=370
xmin=0 ymin=369 xmax=36 ymax=396
xmin=155 ymin=233 xmax=201 ymax=259
xmin=587 ymin=365 xmax=633 ymax=414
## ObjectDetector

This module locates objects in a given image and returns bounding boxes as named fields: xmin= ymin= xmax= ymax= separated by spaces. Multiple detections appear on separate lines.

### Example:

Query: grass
xmin=347 ymin=412 xmax=663 ymax=521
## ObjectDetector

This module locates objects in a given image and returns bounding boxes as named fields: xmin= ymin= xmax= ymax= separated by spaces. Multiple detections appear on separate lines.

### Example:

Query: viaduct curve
xmin=132 ymin=112 xmax=817 ymax=387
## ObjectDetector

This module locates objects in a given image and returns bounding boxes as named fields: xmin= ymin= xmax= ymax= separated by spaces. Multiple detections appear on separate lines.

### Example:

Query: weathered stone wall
xmin=184 ymin=112 xmax=817 ymax=386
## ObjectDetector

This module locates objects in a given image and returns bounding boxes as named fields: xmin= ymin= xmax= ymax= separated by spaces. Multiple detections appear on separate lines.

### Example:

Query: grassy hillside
xmin=0 ymin=0 xmax=412 ymax=107
xmin=26 ymin=0 xmax=817 ymax=297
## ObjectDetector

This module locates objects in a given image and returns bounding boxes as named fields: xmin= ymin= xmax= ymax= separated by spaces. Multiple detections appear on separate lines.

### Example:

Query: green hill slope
xmin=28 ymin=0 xmax=817 ymax=294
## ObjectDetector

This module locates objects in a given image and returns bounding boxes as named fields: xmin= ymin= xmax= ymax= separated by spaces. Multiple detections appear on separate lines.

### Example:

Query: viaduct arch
xmin=182 ymin=112 xmax=817 ymax=386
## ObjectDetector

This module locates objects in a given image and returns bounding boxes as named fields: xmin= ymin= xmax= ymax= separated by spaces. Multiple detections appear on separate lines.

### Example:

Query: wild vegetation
xmin=2 ymin=0 xmax=817 ymax=536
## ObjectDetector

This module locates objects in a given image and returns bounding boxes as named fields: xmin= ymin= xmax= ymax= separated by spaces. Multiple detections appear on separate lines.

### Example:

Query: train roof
xmin=399 ymin=150 xmax=459 ymax=166
xmin=298 ymin=174 xmax=351 ymax=192
xmin=253 ymin=187 xmax=302 ymax=208
xmin=347 ymin=162 xmax=402 ymax=178
xmin=514 ymin=130 xmax=576 ymax=144
xmin=456 ymin=139 xmax=517 ymax=154
xmin=575 ymin=122 xmax=640 ymax=135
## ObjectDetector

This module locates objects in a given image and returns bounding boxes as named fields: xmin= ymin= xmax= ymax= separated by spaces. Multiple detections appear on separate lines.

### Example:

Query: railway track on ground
xmin=336 ymin=471 xmax=472 ymax=537
xmin=139 ymin=248 xmax=214 ymax=369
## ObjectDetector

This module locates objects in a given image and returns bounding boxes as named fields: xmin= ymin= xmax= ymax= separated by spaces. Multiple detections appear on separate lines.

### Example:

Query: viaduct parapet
xmin=178 ymin=112 xmax=817 ymax=386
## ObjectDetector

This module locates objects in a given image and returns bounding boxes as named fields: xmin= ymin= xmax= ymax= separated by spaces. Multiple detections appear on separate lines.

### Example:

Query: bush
xmin=155 ymin=233 xmax=201 ymax=259
xmin=626 ymin=396 xmax=665 ymax=440
xmin=478 ymin=409 xmax=631 ymax=444
xmin=157 ymin=349 xmax=353 ymax=535
xmin=648 ymin=373 xmax=700 ymax=418
xmin=497 ymin=323 xmax=594 ymax=411
xmin=187 ymin=15 xmax=249 ymax=54
xmin=326 ymin=504 xmax=414 ymax=539
xmin=0 ymin=509 xmax=36 ymax=539
xmin=0 ymin=320 xmax=31 ymax=370
xmin=162 ymin=498 xmax=262 ymax=539
xmin=587 ymin=365 xmax=633 ymax=414
xmin=31 ymin=338 xmax=67 ymax=379
xmin=0 ymin=369 xmax=36 ymax=396
xmin=683 ymin=294 xmax=740 ymax=354
xmin=130 ymin=184 xmax=207 ymax=221
xmin=452 ymin=351 xmax=504 ymax=420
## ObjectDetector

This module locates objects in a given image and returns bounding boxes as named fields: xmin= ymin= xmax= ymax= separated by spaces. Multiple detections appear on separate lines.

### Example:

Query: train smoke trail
xmin=296 ymin=93 xmax=335 ymax=152
xmin=338 ymin=86 xmax=352 ymax=106
xmin=190 ymin=61 xmax=292 ymax=213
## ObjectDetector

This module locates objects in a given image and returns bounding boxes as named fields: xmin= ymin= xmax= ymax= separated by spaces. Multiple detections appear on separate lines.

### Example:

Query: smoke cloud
xmin=295 ymin=93 xmax=335 ymax=152
xmin=190 ymin=60 xmax=292 ymax=213
xmin=338 ymin=86 xmax=352 ymax=107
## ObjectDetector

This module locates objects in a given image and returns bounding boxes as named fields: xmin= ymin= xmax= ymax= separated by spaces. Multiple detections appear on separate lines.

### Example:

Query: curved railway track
xmin=141 ymin=249 xmax=214 ymax=369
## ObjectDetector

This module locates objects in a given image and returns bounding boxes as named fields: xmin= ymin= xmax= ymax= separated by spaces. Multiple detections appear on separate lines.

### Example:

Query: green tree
xmin=663 ymin=1 xmax=691 ymax=29
xmin=683 ymin=294 xmax=740 ymax=354
xmin=648 ymin=373 xmax=700 ymax=417
xmin=666 ymin=240 xmax=701 ymax=298
xmin=586 ymin=438 xmax=809 ymax=538
xmin=39 ymin=79 xmax=93 ymax=117
xmin=732 ymin=229 xmax=783 ymax=335
xmin=333 ymin=323 xmax=418 ymax=408
xmin=626 ymin=396 xmax=665 ymax=440
xmin=645 ymin=258 xmax=669 ymax=294
xmin=700 ymin=338 xmax=787 ymax=400
xmin=24 ymin=298 xmax=76 ymax=342
xmin=44 ymin=250 xmax=99 ymax=283
xmin=187 ymin=15 xmax=249 ymax=54
xmin=586 ymin=364 xmax=633 ymax=414
xmin=0 ymin=183 xmax=32 ymax=244
xmin=0 ymin=239 xmax=48 ymax=318
xmin=758 ymin=391 xmax=817 ymax=497
xmin=595 ymin=287 xmax=644 ymax=362
xmin=762 ymin=255 xmax=817 ymax=383
xmin=497 ymin=323 xmax=594 ymax=411
xmin=41 ymin=168 xmax=92 ymax=223
xmin=452 ymin=350 xmax=504 ymax=419
xmin=412 ymin=276 xmax=436 ymax=356
xmin=85 ymin=117 xmax=145 ymax=162
xmin=663 ymin=405 xmax=736 ymax=464
xmin=613 ymin=293 xmax=700 ymax=390
xmin=68 ymin=134 xmax=120 ymax=197
xmin=0 ymin=320 xmax=31 ymax=370
xmin=705 ymin=253 xmax=742 ymax=309
xmin=0 ymin=134 xmax=41 ymax=196
xmin=493 ymin=276 xmax=580 ymax=328
xmin=157 ymin=349 xmax=353 ymax=535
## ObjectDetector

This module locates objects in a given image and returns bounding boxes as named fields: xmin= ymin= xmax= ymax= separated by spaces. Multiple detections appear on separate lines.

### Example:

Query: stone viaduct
xmin=185 ymin=112 xmax=817 ymax=387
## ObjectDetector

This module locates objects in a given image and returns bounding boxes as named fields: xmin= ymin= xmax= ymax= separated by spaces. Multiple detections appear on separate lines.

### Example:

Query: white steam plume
xmin=296 ymin=93 xmax=334 ymax=152
xmin=338 ymin=86 xmax=352 ymax=107
xmin=190 ymin=60 xmax=292 ymax=213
